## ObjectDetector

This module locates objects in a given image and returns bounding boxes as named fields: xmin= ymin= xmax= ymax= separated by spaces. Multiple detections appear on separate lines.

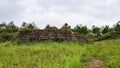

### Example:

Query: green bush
xmin=0 ymin=32 xmax=18 ymax=43
xmin=0 ymin=32 xmax=12 ymax=42
xmin=95 ymin=32 xmax=120 ymax=41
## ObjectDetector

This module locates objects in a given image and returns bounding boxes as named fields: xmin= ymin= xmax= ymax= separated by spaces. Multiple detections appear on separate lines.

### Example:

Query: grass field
xmin=0 ymin=40 xmax=120 ymax=68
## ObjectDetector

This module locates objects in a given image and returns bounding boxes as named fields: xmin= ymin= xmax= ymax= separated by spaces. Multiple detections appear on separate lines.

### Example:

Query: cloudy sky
xmin=0 ymin=0 xmax=120 ymax=28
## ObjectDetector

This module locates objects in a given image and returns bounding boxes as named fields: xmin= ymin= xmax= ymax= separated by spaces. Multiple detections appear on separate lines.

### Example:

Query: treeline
xmin=0 ymin=21 xmax=120 ymax=42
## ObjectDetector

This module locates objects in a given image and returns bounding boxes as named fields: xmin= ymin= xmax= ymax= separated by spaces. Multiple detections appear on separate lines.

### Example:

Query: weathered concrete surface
xmin=18 ymin=29 xmax=90 ymax=43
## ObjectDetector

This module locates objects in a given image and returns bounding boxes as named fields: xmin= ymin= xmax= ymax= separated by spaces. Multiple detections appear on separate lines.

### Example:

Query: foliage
xmin=45 ymin=24 xmax=57 ymax=30
xmin=101 ymin=25 xmax=110 ymax=34
xmin=0 ymin=32 xmax=13 ymax=42
xmin=20 ymin=22 xmax=37 ymax=30
xmin=61 ymin=23 xmax=71 ymax=29
xmin=72 ymin=24 xmax=90 ymax=35
xmin=91 ymin=25 xmax=101 ymax=37
xmin=6 ymin=21 xmax=18 ymax=29
xmin=114 ymin=21 xmax=120 ymax=32
xmin=0 ymin=22 xmax=6 ymax=29
xmin=95 ymin=32 xmax=120 ymax=41
xmin=0 ymin=21 xmax=120 ymax=42
xmin=0 ymin=40 xmax=120 ymax=68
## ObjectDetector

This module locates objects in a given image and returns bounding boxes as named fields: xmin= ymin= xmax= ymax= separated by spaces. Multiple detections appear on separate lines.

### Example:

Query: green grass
xmin=0 ymin=40 xmax=120 ymax=68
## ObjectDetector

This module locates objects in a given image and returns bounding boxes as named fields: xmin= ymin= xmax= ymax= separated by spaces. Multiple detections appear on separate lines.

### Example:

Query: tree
xmin=21 ymin=22 xmax=27 ymax=28
xmin=102 ymin=25 xmax=110 ymax=34
xmin=115 ymin=21 xmax=120 ymax=32
xmin=45 ymin=24 xmax=52 ymax=30
xmin=73 ymin=24 xmax=89 ymax=35
xmin=6 ymin=21 xmax=18 ymax=29
xmin=0 ymin=22 xmax=7 ymax=29
xmin=52 ymin=26 xmax=58 ymax=30
xmin=61 ymin=23 xmax=71 ymax=29
xmin=45 ymin=24 xmax=58 ymax=30
xmin=31 ymin=22 xmax=37 ymax=29
xmin=27 ymin=23 xmax=34 ymax=29
xmin=21 ymin=22 xmax=37 ymax=29
xmin=92 ymin=25 xmax=101 ymax=37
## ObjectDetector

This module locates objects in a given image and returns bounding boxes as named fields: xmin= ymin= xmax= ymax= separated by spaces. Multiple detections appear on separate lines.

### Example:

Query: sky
xmin=0 ymin=0 xmax=120 ymax=28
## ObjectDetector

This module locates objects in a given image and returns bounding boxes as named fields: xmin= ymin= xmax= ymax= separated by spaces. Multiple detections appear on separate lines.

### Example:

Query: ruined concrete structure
xmin=18 ymin=29 xmax=90 ymax=43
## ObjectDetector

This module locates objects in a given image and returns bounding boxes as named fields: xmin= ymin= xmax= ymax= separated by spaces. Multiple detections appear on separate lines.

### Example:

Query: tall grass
xmin=0 ymin=39 xmax=120 ymax=68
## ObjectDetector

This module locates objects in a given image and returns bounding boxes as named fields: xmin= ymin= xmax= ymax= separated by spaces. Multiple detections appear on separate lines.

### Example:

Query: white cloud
xmin=0 ymin=0 xmax=120 ymax=28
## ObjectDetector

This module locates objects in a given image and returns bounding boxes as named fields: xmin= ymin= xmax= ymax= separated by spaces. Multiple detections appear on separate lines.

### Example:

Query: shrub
xmin=0 ymin=32 xmax=12 ymax=42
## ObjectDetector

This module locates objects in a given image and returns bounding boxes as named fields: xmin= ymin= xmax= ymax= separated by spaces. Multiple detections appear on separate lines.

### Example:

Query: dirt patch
xmin=85 ymin=60 xmax=106 ymax=68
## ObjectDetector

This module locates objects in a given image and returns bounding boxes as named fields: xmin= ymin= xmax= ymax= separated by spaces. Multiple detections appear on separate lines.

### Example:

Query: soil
xmin=85 ymin=60 xmax=106 ymax=68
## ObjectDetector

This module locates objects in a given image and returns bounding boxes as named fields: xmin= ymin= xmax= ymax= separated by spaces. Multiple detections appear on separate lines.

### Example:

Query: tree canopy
xmin=0 ymin=21 xmax=120 ymax=42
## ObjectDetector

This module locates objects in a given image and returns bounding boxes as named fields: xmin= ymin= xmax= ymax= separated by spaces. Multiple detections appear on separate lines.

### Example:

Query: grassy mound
xmin=95 ymin=32 xmax=120 ymax=41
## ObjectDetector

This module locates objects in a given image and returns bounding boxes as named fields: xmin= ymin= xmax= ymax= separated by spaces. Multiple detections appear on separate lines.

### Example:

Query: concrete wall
xmin=18 ymin=29 xmax=90 ymax=43
xmin=18 ymin=29 xmax=74 ymax=42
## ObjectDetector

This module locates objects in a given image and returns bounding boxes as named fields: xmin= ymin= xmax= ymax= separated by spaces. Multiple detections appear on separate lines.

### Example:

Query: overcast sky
xmin=0 ymin=0 xmax=120 ymax=28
